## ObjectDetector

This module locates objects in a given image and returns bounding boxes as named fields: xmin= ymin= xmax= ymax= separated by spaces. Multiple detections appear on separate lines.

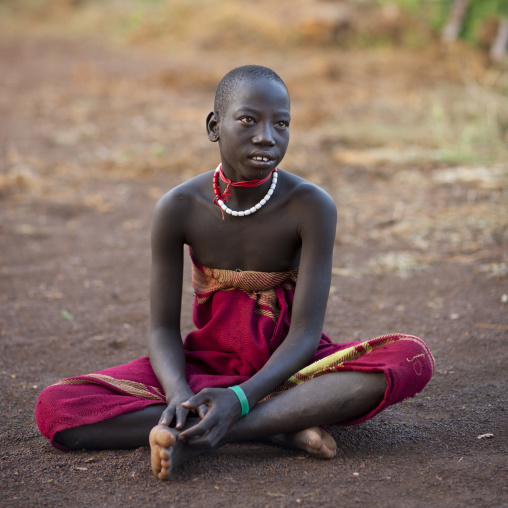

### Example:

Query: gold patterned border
xmin=54 ymin=373 xmax=166 ymax=402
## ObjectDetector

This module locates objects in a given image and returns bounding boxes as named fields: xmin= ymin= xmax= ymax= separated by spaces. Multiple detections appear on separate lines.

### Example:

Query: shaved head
xmin=214 ymin=65 xmax=289 ymax=117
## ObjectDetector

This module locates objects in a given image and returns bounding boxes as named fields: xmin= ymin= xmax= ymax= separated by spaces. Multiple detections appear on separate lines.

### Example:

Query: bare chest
xmin=185 ymin=203 xmax=301 ymax=271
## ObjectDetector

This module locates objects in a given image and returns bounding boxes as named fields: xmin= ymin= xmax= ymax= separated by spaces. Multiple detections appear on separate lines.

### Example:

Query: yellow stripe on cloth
xmin=262 ymin=334 xmax=429 ymax=401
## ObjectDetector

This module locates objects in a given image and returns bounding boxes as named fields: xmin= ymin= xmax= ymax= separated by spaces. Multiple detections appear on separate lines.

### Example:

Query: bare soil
xmin=0 ymin=33 xmax=507 ymax=508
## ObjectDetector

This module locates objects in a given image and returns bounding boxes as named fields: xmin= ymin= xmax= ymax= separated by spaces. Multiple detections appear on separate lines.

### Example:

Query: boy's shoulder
xmin=153 ymin=168 xmax=336 ymax=226
xmin=154 ymin=171 xmax=213 ymax=213
xmin=280 ymin=170 xmax=336 ymax=212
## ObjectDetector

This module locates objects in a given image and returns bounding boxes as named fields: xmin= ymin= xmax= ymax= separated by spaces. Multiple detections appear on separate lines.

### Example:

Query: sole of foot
xmin=149 ymin=425 xmax=177 ymax=480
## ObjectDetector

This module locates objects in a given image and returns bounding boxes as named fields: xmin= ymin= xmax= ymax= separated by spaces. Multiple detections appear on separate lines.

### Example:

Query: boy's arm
xmin=148 ymin=190 xmax=205 ymax=428
xmin=237 ymin=185 xmax=337 ymax=403
xmin=180 ymin=184 xmax=337 ymax=445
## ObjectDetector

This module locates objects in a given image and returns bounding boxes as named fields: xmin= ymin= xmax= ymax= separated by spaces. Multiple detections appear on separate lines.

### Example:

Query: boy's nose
xmin=252 ymin=123 xmax=275 ymax=146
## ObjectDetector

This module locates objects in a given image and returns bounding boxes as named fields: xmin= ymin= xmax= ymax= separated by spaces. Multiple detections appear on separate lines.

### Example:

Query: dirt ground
xmin=0 ymin=26 xmax=507 ymax=508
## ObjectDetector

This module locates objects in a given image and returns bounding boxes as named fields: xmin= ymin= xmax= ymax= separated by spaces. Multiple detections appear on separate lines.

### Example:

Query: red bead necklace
xmin=213 ymin=164 xmax=278 ymax=219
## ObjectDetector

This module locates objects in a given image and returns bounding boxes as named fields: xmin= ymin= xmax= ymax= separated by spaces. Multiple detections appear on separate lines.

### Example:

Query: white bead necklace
xmin=213 ymin=165 xmax=278 ymax=217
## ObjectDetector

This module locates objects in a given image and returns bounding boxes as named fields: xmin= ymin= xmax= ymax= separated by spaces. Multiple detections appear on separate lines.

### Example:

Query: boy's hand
xmin=159 ymin=388 xmax=207 ymax=430
xmin=177 ymin=388 xmax=243 ymax=448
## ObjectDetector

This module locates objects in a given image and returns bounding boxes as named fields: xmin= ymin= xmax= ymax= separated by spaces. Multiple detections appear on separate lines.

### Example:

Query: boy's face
xmin=213 ymin=77 xmax=290 ymax=181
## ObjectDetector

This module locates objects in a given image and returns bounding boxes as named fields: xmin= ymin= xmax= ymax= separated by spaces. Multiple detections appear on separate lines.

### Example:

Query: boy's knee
xmin=372 ymin=372 xmax=388 ymax=396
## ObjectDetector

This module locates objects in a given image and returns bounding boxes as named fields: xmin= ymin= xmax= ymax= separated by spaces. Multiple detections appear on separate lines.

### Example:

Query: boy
xmin=36 ymin=65 xmax=434 ymax=480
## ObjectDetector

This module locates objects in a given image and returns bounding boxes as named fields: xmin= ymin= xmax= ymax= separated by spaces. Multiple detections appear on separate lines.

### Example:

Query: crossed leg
xmin=55 ymin=371 xmax=386 ymax=480
xmin=150 ymin=371 xmax=386 ymax=479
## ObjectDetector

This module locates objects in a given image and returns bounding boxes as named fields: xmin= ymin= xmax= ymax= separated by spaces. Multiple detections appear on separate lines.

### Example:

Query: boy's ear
xmin=206 ymin=111 xmax=220 ymax=142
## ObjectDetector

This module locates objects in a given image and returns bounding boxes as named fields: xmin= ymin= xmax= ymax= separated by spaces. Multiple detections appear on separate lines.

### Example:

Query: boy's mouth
xmin=248 ymin=153 xmax=276 ymax=167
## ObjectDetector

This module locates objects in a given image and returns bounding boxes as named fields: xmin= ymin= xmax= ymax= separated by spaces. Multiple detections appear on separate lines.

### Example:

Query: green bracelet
xmin=228 ymin=385 xmax=249 ymax=416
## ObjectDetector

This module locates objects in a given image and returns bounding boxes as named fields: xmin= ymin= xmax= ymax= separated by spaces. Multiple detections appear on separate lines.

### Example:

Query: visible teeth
xmin=253 ymin=156 xmax=270 ymax=162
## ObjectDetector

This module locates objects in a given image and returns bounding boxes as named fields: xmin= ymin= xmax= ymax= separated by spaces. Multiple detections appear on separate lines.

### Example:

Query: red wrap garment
xmin=35 ymin=251 xmax=434 ymax=451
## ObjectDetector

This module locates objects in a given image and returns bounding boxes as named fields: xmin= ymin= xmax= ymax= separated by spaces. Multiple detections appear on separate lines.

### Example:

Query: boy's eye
xmin=276 ymin=121 xmax=289 ymax=128
xmin=240 ymin=116 xmax=255 ymax=124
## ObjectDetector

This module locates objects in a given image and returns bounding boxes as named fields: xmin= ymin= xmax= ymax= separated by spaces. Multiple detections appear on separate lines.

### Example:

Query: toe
xmin=322 ymin=444 xmax=336 ymax=459
xmin=158 ymin=470 xmax=170 ymax=481
xmin=306 ymin=433 xmax=322 ymax=451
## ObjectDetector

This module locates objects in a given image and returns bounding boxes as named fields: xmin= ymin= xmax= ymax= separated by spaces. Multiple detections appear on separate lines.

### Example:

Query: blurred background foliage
xmin=0 ymin=0 xmax=507 ymax=166
xmin=458 ymin=0 xmax=508 ymax=45
xmin=1 ymin=0 xmax=507 ymax=51
xmin=0 ymin=0 xmax=506 ymax=256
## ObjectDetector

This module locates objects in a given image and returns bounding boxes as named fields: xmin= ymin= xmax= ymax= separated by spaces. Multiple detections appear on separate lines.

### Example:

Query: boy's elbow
xmin=288 ymin=333 xmax=321 ymax=363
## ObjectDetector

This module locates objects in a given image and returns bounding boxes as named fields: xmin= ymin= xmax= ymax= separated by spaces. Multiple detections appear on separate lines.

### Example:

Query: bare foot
xmin=269 ymin=427 xmax=337 ymax=459
xmin=149 ymin=424 xmax=207 ymax=480
xmin=150 ymin=425 xmax=177 ymax=480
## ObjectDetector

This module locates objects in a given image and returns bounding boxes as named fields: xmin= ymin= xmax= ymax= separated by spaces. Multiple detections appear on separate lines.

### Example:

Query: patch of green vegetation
xmin=60 ymin=309 xmax=74 ymax=321
xmin=462 ymin=0 xmax=508 ymax=45
xmin=378 ymin=0 xmax=508 ymax=46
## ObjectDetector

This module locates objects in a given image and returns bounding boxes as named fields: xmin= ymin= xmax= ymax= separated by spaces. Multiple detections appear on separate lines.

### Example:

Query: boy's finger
xmin=178 ymin=418 xmax=212 ymax=441
xmin=185 ymin=426 xmax=221 ymax=449
xmin=181 ymin=393 xmax=207 ymax=409
xmin=174 ymin=406 xmax=189 ymax=430
xmin=197 ymin=404 xmax=208 ymax=419
xmin=158 ymin=406 xmax=175 ymax=426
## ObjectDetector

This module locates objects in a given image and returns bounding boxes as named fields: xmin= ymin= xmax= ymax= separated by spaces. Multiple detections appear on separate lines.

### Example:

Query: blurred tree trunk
xmin=442 ymin=0 xmax=470 ymax=42
xmin=490 ymin=16 xmax=508 ymax=62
